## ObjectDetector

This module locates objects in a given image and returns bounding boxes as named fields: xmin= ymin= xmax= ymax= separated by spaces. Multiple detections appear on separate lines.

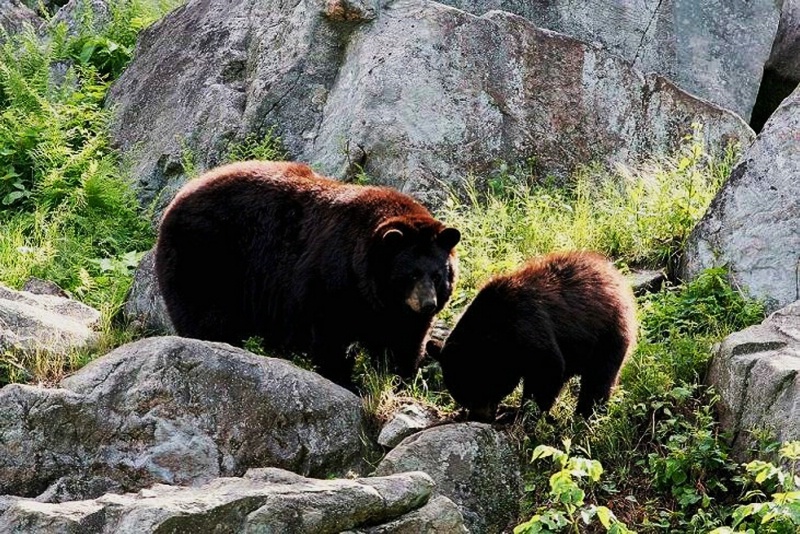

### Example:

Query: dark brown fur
xmin=154 ymin=161 xmax=460 ymax=388
xmin=434 ymin=251 xmax=637 ymax=421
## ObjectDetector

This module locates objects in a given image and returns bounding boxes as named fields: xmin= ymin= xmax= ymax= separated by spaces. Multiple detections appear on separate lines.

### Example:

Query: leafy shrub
xmin=712 ymin=441 xmax=800 ymax=534
xmin=0 ymin=0 xmax=180 ymax=384
xmin=645 ymin=387 xmax=735 ymax=525
xmin=516 ymin=439 xmax=636 ymax=534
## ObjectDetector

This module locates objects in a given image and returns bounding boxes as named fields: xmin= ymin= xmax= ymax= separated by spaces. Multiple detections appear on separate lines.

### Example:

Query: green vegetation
xmin=435 ymin=124 xmax=737 ymax=320
xmin=712 ymin=441 xmax=800 ymax=534
xmin=515 ymin=439 xmax=635 ymax=534
xmin=0 ymin=0 xmax=180 ymax=383
xmin=0 ymin=0 xmax=292 ymax=385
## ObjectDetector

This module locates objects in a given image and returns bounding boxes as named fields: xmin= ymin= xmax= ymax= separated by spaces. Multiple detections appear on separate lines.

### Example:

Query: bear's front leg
xmin=385 ymin=323 xmax=430 ymax=381
xmin=309 ymin=327 xmax=356 ymax=392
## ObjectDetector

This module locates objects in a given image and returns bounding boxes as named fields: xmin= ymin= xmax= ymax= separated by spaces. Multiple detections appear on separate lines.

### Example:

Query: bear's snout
xmin=406 ymin=278 xmax=438 ymax=315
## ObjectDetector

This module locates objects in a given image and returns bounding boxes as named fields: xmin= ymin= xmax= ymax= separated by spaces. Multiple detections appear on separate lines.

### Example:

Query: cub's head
xmin=371 ymin=217 xmax=460 ymax=317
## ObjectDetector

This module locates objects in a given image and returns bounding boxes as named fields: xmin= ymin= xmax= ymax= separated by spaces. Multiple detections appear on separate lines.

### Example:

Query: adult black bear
xmin=433 ymin=251 xmax=637 ymax=421
xmin=154 ymin=161 xmax=460 ymax=389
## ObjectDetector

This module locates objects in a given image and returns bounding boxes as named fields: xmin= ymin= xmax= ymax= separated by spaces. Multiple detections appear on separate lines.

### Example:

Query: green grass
xmin=435 ymin=124 xmax=737 ymax=322
xmin=0 ymin=0 xmax=182 ymax=384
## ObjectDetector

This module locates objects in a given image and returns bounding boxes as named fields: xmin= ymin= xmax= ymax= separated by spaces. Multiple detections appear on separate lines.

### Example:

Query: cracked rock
xmin=374 ymin=422 xmax=521 ymax=534
xmin=0 ymin=468 xmax=463 ymax=533
xmin=0 ymin=284 xmax=100 ymax=358
xmin=437 ymin=0 xmax=781 ymax=121
xmin=0 ymin=336 xmax=368 ymax=498
xmin=681 ymin=83 xmax=800 ymax=312
xmin=106 ymin=0 xmax=754 ymax=215
xmin=707 ymin=301 xmax=800 ymax=456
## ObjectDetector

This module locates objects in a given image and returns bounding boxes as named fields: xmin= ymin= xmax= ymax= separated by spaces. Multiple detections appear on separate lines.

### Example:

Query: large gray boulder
xmin=0 ymin=468 xmax=468 ymax=533
xmin=374 ymin=422 xmax=521 ymax=534
xmin=0 ymin=0 xmax=41 ymax=37
xmin=438 ymin=0 xmax=780 ymax=122
xmin=107 ymin=0 xmax=754 ymax=213
xmin=707 ymin=301 xmax=800 ymax=456
xmin=120 ymin=249 xmax=174 ymax=336
xmin=0 ymin=336 xmax=368 ymax=498
xmin=0 ymin=284 xmax=100 ymax=359
xmin=681 ymin=84 xmax=800 ymax=312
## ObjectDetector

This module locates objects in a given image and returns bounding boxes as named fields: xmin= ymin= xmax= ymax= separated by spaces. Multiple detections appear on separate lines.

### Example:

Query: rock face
xmin=375 ymin=422 xmax=521 ymax=534
xmin=681 ymin=85 xmax=800 ymax=313
xmin=0 ymin=336 xmax=367 ymax=498
xmin=0 ymin=468 xmax=469 ymax=533
xmin=377 ymin=403 xmax=439 ymax=449
xmin=439 ymin=0 xmax=780 ymax=122
xmin=107 ymin=0 xmax=754 ymax=213
xmin=0 ymin=0 xmax=41 ymax=37
xmin=707 ymin=301 xmax=800 ymax=456
xmin=0 ymin=284 xmax=100 ymax=357
xmin=354 ymin=495 xmax=470 ymax=534
xmin=120 ymin=249 xmax=175 ymax=335
xmin=768 ymin=0 xmax=800 ymax=86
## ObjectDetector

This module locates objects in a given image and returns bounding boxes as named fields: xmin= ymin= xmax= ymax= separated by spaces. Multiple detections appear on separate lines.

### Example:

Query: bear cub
xmin=155 ymin=160 xmax=460 ymax=389
xmin=433 ymin=250 xmax=637 ymax=421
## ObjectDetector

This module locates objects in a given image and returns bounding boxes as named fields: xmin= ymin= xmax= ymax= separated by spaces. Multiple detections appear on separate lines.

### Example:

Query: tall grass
xmin=359 ymin=126 xmax=747 ymax=418
xmin=436 ymin=124 xmax=738 ymax=320
xmin=0 ymin=0 xmax=181 ymax=384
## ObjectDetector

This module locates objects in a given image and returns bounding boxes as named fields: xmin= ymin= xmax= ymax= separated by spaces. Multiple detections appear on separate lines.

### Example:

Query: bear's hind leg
xmin=576 ymin=334 xmax=628 ymax=418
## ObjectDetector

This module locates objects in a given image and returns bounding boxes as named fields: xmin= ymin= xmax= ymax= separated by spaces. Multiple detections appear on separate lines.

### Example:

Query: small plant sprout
xmin=515 ymin=439 xmax=636 ymax=534
xmin=710 ymin=441 xmax=800 ymax=534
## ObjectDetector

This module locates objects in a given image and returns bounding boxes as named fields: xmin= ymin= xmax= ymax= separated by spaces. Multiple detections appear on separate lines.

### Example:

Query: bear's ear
xmin=437 ymin=227 xmax=461 ymax=250
xmin=382 ymin=228 xmax=405 ymax=248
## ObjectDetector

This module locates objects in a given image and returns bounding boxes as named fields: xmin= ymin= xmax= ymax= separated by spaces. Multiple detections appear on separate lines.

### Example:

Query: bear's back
xmin=484 ymin=251 xmax=636 ymax=344
xmin=161 ymin=160 xmax=433 ymax=230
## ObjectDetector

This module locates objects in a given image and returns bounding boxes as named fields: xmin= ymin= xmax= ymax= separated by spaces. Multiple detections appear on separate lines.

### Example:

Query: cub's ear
xmin=437 ymin=227 xmax=461 ymax=250
xmin=382 ymin=227 xmax=405 ymax=248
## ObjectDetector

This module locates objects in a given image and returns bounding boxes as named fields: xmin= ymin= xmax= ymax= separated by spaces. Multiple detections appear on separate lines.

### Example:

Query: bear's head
xmin=434 ymin=340 xmax=500 ymax=423
xmin=429 ymin=288 xmax=513 ymax=423
xmin=370 ymin=217 xmax=461 ymax=318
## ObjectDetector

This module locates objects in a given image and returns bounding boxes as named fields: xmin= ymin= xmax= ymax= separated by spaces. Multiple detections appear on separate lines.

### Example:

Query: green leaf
xmin=532 ymin=445 xmax=558 ymax=461
xmin=779 ymin=441 xmax=800 ymax=461
xmin=2 ymin=190 xmax=24 ymax=205
xmin=79 ymin=42 xmax=97 ymax=65
xmin=595 ymin=506 xmax=613 ymax=529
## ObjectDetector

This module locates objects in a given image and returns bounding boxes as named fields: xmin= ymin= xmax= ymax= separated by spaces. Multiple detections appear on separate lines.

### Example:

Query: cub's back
xmin=485 ymin=251 xmax=636 ymax=339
